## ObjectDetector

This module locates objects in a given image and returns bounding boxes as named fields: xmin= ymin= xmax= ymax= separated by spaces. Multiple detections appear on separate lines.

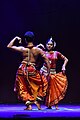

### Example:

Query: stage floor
xmin=0 ymin=103 xmax=80 ymax=119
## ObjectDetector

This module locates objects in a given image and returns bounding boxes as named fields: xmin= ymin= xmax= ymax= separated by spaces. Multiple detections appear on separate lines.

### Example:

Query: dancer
xmin=7 ymin=31 xmax=50 ymax=110
xmin=38 ymin=37 xmax=68 ymax=110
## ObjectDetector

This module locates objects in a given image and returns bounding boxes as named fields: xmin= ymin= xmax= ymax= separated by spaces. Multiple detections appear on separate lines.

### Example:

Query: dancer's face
xmin=46 ymin=41 xmax=54 ymax=51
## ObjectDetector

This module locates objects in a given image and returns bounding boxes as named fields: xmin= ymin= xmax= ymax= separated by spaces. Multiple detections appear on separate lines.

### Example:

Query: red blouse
xmin=44 ymin=51 xmax=65 ymax=69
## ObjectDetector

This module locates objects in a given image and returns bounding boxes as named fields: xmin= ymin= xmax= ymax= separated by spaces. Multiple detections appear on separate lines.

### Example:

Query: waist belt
xmin=21 ymin=61 xmax=36 ymax=66
xmin=41 ymin=65 xmax=56 ymax=74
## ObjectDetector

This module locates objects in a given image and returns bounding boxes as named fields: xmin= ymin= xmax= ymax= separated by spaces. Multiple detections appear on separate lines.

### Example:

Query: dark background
xmin=0 ymin=0 xmax=80 ymax=104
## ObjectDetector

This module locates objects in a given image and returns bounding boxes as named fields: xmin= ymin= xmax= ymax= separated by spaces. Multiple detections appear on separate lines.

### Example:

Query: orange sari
xmin=45 ymin=72 xmax=68 ymax=107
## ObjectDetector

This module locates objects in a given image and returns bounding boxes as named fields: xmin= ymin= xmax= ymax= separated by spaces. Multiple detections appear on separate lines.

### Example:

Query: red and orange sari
xmin=14 ymin=62 xmax=48 ymax=102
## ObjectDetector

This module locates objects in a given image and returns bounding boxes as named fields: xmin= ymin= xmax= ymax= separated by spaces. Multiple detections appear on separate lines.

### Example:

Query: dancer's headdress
xmin=47 ymin=36 xmax=56 ymax=48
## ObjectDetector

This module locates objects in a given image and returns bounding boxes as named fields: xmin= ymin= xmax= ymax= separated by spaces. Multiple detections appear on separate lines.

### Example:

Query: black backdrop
xmin=0 ymin=0 xmax=80 ymax=104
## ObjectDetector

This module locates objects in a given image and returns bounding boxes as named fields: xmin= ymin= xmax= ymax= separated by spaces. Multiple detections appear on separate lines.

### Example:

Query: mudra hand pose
xmin=7 ymin=31 xmax=50 ymax=110
xmin=38 ymin=37 xmax=68 ymax=110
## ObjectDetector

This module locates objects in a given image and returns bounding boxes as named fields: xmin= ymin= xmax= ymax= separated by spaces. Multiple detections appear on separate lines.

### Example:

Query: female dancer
xmin=38 ymin=37 xmax=68 ymax=110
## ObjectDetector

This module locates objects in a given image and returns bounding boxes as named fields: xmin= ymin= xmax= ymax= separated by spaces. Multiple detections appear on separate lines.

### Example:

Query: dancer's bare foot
xmin=24 ymin=100 xmax=33 ymax=110
xmin=55 ymin=104 xmax=59 ymax=110
xmin=34 ymin=101 xmax=42 ymax=110
xmin=24 ymin=105 xmax=32 ymax=110
xmin=47 ymin=106 xmax=52 ymax=109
